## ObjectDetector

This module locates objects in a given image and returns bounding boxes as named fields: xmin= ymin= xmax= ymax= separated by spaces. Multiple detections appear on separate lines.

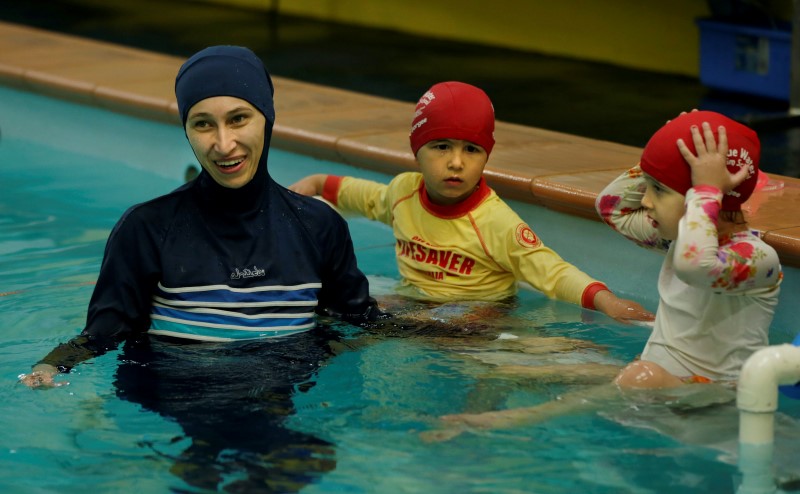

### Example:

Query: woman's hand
xmin=19 ymin=363 xmax=64 ymax=389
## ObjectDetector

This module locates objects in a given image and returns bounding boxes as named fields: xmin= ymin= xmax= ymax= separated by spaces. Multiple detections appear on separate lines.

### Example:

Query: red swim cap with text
xmin=640 ymin=111 xmax=760 ymax=211
xmin=409 ymin=81 xmax=495 ymax=156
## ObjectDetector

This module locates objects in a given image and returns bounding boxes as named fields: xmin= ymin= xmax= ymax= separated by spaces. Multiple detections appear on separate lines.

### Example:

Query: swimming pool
xmin=2 ymin=85 xmax=799 ymax=493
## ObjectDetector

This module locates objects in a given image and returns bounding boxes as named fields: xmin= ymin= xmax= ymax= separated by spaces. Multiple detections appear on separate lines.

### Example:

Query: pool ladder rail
xmin=736 ymin=338 xmax=800 ymax=494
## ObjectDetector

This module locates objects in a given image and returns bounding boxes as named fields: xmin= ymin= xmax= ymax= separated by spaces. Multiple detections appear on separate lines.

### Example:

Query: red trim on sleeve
xmin=581 ymin=282 xmax=610 ymax=310
xmin=322 ymin=175 xmax=344 ymax=205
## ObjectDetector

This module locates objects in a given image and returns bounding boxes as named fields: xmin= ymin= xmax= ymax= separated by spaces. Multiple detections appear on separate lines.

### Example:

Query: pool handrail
xmin=736 ymin=343 xmax=800 ymax=494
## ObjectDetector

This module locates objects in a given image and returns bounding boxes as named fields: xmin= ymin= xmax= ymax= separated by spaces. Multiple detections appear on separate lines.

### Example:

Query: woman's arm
xmin=20 ymin=206 xmax=161 ymax=388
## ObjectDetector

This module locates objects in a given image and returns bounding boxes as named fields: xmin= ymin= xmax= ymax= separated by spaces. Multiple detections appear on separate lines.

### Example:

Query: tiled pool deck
xmin=2 ymin=20 xmax=798 ymax=267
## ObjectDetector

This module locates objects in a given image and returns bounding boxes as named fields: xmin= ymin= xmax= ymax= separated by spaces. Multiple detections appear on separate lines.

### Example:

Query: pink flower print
xmin=701 ymin=201 xmax=719 ymax=225
xmin=720 ymin=243 xmax=756 ymax=289
xmin=729 ymin=260 xmax=752 ymax=287
xmin=729 ymin=242 xmax=755 ymax=261
xmin=682 ymin=243 xmax=700 ymax=263
xmin=597 ymin=195 xmax=621 ymax=220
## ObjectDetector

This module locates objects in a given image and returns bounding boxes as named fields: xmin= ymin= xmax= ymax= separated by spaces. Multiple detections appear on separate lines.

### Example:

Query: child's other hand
xmin=593 ymin=291 xmax=655 ymax=324
xmin=677 ymin=122 xmax=749 ymax=194
xmin=288 ymin=174 xmax=326 ymax=196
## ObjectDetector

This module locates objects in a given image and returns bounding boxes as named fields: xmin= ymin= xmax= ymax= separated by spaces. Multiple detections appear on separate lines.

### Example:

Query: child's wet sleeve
xmin=327 ymin=176 xmax=394 ymax=225
xmin=522 ymin=248 xmax=603 ymax=306
xmin=595 ymin=165 xmax=670 ymax=252
xmin=493 ymin=215 xmax=603 ymax=307
xmin=672 ymin=186 xmax=783 ymax=293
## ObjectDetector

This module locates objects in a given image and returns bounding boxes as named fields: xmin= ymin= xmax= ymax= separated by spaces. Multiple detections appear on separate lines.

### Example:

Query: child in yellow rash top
xmin=290 ymin=81 xmax=653 ymax=323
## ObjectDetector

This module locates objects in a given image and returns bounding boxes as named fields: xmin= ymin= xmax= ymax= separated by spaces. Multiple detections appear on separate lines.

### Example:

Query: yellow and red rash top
xmin=322 ymin=172 xmax=607 ymax=305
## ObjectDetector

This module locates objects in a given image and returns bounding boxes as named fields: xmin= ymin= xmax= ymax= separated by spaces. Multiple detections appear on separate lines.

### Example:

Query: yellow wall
xmin=190 ymin=0 xmax=793 ymax=77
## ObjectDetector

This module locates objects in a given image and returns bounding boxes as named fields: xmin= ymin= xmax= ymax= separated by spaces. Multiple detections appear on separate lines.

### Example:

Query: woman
xmin=22 ymin=45 xmax=384 ymax=491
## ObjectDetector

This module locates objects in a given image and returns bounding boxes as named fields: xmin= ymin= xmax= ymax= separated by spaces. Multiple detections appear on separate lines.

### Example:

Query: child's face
xmin=641 ymin=174 xmax=685 ymax=240
xmin=416 ymin=139 xmax=488 ymax=205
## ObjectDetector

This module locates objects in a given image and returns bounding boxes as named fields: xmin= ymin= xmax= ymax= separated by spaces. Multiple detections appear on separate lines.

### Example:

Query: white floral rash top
xmin=596 ymin=165 xmax=783 ymax=380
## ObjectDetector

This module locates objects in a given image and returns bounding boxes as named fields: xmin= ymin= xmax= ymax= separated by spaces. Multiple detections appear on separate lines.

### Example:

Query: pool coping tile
xmin=1 ymin=20 xmax=799 ymax=268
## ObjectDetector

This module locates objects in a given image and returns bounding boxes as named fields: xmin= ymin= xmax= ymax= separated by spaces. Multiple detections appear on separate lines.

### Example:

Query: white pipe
xmin=736 ymin=344 xmax=800 ymax=494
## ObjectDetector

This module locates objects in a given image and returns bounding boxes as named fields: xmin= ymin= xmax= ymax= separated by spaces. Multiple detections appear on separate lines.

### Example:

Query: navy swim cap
xmin=175 ymin=45 xmax=275 ymax=126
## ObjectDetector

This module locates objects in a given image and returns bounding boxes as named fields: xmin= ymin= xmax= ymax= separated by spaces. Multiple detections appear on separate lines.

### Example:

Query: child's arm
xmin=291 ymin=174 xmax=397 ymax=224
xmin=672 ymin=123 xmax=782 ymax=292
xmin=592 ymin=289 xmax=653 ymax=323
xmin=504 ymin=223 xmax=654 ymax=322
xmin=671 ymin=188 xmax=780 ymax=292
xmin=288 ymin=173 xmax=327 ymax=196
xmin=595 ymin=166 xmax=672 ymax=252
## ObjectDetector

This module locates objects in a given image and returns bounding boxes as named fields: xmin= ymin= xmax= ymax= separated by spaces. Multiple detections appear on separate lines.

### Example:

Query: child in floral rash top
xmin=597 ymin=111 xmax=782 ymax=384
xmin=431 ymin=111 xmax=783 ymax=435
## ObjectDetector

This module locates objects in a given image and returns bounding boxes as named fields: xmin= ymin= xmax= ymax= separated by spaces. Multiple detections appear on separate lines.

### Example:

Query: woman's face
xmin=185 ymin=96 xmax=266 ymax=189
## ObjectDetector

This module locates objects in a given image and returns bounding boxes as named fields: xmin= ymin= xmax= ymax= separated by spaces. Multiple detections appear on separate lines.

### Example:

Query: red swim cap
xmin=409 ymin=81 xmax=495 ymax=157
xmin=640 ymin=111 xmax=760 ymax=211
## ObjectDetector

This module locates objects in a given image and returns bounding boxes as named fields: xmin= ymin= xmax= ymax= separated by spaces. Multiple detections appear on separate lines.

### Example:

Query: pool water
xmin=1 ymin=86 xmax=799 ymax=493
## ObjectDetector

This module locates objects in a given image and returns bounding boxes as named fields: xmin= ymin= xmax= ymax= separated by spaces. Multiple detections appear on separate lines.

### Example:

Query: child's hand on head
xmin=677 ymin=122 xmax=750 ymax=194
xmin=665 ymin=108 xmax=698 ymax=125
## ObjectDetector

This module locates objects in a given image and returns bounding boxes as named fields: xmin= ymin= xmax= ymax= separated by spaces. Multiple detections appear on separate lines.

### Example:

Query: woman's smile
xmin=215 ymin=156 xmax=247 ymax=174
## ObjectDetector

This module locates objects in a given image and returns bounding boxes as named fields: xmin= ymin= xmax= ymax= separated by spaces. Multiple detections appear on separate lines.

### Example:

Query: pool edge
xmin=1 ymin=20 xmax=799 ymax=268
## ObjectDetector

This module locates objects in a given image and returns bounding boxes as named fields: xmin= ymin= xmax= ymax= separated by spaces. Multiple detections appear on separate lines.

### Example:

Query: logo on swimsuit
xmin=515 ymin=224 xmax=540 ymax=248
xmin=230 ymin=265 xmax=266 ymax=279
